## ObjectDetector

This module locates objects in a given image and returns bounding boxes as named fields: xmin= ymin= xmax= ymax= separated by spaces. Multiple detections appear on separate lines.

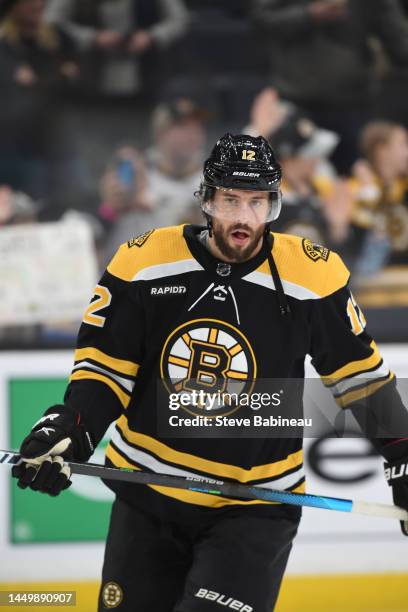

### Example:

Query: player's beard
xmin=212 ymin=219 xmax=265 ymax=263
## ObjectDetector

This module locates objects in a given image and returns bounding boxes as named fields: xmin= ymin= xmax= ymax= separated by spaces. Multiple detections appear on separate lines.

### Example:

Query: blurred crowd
xmin=1 ymin=0 xmax=408 ymax=345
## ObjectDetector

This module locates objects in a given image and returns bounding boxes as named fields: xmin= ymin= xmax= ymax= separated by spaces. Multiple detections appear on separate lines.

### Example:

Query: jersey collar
xmin=183 ymin=224 xmax=272 ymax=280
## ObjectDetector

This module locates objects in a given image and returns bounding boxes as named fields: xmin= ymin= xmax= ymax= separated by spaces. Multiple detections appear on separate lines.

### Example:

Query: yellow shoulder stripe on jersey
xmin=116 ymin=415 xmax=302 ymax=482
xmin=70 ymin=370 xmax=130 ymax=408
xmin=74 ymin=347 xmax=140 ymax=378
xmin=107 ymin=225 xmax=194 ymax=282
xmin=336 ymin=372 xmax=395 ymax=408
xmin=321 ymin=340 xmax=382 ymax=384
xmin=106 ymin=443 xmax=306 ymax=508
xmin=261 ymin=233 xmax=350 ymax=299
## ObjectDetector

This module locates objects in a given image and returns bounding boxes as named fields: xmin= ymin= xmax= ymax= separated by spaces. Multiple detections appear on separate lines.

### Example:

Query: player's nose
xmin=235 ymin=202 xmax=254 ymax=223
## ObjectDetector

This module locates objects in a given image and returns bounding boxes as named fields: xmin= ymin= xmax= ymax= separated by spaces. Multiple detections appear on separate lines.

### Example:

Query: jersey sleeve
xmin=64 ymin=248 xmax=145 ymax=446
xmin=310 ymin=282 xmax=393 ymax=407
xmin=309 ymin=259 xmax=408 ymax=460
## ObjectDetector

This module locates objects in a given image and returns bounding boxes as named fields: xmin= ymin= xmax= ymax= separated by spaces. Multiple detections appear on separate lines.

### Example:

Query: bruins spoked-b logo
xmin=302 ymin=238 xmax=330 ymax=262
xmin=160 ymin=318 xmax=257 ymax=417
xmin=102 ymin=581 xmax=123 ymax=608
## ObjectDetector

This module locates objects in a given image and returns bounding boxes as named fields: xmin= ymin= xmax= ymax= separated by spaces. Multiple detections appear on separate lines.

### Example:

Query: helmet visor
xmin=202 ymin=187 xmax=281 ymax=223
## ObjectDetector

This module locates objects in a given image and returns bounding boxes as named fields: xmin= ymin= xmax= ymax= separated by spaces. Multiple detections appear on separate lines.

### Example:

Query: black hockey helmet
xmin=199 ymin=133 xmax=282 ymax=224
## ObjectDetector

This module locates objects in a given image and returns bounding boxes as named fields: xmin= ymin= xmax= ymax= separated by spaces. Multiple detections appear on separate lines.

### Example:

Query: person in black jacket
xmin=251 ymin=0 xmax=408 ymax=173
xmin=0 ymin=0 xmax=82 ymax=202
xmin=45 ymin=0 xmax=188 ymax=97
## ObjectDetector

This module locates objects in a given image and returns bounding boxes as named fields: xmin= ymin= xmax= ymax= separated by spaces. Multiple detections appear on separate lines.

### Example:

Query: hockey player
xmin=12 ymin=134 xmax=408 ymax=612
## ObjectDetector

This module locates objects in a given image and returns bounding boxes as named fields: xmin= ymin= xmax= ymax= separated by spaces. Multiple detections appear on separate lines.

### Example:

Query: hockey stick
xmin=1 ymin=449 xmax=407 ymax=521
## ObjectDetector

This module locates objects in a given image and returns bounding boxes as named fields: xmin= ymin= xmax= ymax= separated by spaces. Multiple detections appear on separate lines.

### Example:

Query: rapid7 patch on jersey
xmin=128 ymin=229 xmax=154 ymax=248
xmin=302 ymin=239 xmax=330 ymax=262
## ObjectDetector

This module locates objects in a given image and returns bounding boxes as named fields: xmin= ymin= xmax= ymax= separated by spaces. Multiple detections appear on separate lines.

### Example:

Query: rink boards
xmin=0 ymin=348 xmax=408 ymax=611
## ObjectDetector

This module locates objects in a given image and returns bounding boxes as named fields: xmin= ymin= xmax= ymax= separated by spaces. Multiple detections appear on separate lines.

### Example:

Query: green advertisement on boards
xmin=9 ymin=377 xmax=112 ymax=544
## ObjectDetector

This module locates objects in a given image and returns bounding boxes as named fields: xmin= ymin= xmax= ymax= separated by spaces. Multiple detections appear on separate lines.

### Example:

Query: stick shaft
xmin=1 ymin=449 xmax=407 ymax=521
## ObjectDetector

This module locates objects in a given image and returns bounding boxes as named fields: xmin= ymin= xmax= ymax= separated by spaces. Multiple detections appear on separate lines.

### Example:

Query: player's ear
xmin=202 ymin=200 xmax=215 ymax=214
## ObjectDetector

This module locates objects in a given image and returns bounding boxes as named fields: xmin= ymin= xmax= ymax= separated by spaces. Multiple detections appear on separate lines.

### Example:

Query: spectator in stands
xmin=251 ymin=0 xmax=408 ymax=174
xmin=244 ymin=87 xmax=292 ymax=141
xmin=269 ymin=113 xmax=355 ymax=252
xmin=243 ymin=89 xmax=354 ymax=251
xmin=97 ymin=145 xmax=155 ymax=264
xmin=45 ymin=0 xmax=189 ymax=98
xmin=349 ymin=121 xmax=408 ymax=274
xmin=245 ymin=87 xmax=341 ymax=180
xmin=0 ymin=0 xmax=84 ymax=205
xmin=97 ymin=99 xmax=208 ymax=263
xmin=146 ymin=97 xmax=208 ymax=227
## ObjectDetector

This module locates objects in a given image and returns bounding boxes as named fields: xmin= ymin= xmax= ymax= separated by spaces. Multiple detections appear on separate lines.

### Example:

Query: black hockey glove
xmin=12 ymin=405 xmax=94 ymax=496
xmin=384 ymin=458 xmax=408 ymax=536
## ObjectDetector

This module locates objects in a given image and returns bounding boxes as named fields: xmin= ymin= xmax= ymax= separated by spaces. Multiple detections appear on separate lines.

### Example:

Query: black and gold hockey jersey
xmin=64 ymin=224 xmax=400 ymax=515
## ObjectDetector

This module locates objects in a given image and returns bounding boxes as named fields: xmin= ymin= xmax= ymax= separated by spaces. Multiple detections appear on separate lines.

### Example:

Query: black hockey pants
xmin=98 ymin=496 xmax=300 ymax=611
